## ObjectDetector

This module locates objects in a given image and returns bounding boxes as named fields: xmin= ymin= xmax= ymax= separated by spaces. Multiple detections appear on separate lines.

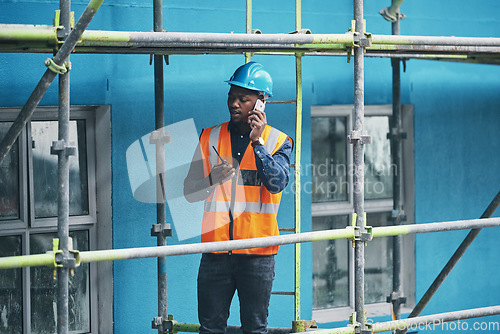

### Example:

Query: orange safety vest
xmin=199 ymin=122 xmax=290 ymax=255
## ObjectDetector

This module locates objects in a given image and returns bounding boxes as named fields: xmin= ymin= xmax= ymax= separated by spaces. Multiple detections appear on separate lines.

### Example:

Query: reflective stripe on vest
xmin=204 ymin=200 xmax=279 ymax=214
xmin=265 ymin=127 xmax=281 ymax=154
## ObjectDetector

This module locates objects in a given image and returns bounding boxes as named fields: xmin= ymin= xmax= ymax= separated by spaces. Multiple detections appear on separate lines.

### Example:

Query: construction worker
xmin=184 ymin=61 xmax=293 ymax=334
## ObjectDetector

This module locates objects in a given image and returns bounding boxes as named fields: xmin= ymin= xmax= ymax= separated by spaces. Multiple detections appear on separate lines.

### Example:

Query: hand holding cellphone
xmin=253 ymin=99 xmax=266 ymax=112
xmin=249 ymin=99 xmax=266 ymax=126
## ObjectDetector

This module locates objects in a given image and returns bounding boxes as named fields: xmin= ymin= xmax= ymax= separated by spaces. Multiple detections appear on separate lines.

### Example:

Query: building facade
xmin=0 ymin=0 xmax=499 ymax=333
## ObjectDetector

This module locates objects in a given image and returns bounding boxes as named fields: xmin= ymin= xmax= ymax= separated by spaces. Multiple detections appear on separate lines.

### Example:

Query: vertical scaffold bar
xmin=352 ymin=0 xmax=366 ymax=329
xmin=294 ymin=54 xmax=303 ymax=321
xmin=153 ymin=0 xmax=169 ymax=332
xmin=294 ymin=0 xmax=303 ymax=322
xmin=0 ymin=0 xmax=105 ymax=165
xmin=389 ymin=0 xmax=405 ymax=325
xmin=56 ymin=1 xmax=71 ymax=333
xmin=295 ymin=0 xmax=301 ymax=33
xmin=245 ymin=0 xmax=252 ymax=63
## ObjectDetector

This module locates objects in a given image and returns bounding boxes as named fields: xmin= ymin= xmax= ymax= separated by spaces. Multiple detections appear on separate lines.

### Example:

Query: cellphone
xmin=253 ymin=99 xmax=266 ymax=112
xmin=212 ymin=146 xmax=229 ymax=165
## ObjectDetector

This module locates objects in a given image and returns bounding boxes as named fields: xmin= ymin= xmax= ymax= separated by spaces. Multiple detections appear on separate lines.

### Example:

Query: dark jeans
xmin=197 ymin=253 xmax=275 ymax=334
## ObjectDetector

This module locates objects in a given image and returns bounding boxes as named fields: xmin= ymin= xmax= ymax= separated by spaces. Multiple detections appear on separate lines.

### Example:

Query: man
xmin=184 ymin=61 xmax=293 ymax=334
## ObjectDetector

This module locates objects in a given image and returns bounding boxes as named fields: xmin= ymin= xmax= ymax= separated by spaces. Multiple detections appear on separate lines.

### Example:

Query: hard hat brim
xmin=225 ymin=80 xmax=273 ymax=98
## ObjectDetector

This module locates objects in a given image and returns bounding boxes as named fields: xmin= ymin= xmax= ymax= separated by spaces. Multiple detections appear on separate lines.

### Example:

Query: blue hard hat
xmin=226 ymin=61 xmax=273 ymax=97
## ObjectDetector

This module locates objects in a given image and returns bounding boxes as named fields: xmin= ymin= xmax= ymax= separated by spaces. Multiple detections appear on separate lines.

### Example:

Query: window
xmin=0 ymin=106 xmax=112 ymax=333
xmin=311 ymin=105 xmax=414 ymax=322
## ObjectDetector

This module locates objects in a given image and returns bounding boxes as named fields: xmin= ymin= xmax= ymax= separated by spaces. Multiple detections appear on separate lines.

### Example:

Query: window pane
xmin=0 ymin=122 xmax=20 ymax=221
xmin=30 ymin=231 xmax=90 ymax=334
xmin=32 ymin=121 xmax=89 ymax=218
xmin=0 ymin=235 xmax=23 ymax=334
xmin=364 ymin=116 xmax=393 ymax=200
xmin=312 ymin=215 xmax=349 ymax=309
xmin=365 ymin=212 xmax=393 ymax=304
xmin=311 ymin=117 xmax=348 ymax=202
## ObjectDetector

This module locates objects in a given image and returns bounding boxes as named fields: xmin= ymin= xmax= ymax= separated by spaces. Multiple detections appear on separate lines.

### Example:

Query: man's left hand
xmin=248 ymin=109 xmax=267 ymax=142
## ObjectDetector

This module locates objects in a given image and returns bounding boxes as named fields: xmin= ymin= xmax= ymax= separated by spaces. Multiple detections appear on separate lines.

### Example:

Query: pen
xmin=212 ymin=146 xmax=229 ymax=165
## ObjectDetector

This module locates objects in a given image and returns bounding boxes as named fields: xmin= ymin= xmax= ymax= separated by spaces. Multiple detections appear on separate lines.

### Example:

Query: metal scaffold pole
xmin=245 ymin=0 xmax=252 ymax=63
xmin=386 ymin=0 xmax=406 ymax=326
xmin=294 ymin=0 xmax=303 ymax=322
xmin=294 ymin=54 xmax=303 ymax=323
xmin=55 ymin=0 xmax=72 ymax=333
xmin=150 ymin=0 xmax=172 ymax=333
xmin=351 ymin=0 xmax=368 ymax=330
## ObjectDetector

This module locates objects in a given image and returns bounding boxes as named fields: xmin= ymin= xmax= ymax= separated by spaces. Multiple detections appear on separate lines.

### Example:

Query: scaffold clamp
xmin=387 ymin=291 xmax=407 ymax=305
xmin=152 ymin=316 xmax=170 ymax=333
xmin=53 ymin=10 xmax=75 ymax=30
xmin=355 ymin=327 xmax=373 ymax=334
xmin=292 ymin=320 xmax=318 ymax=333
xmin=351 ymin=226 xmax=373 ymax=246
xmin=54 ymin=250 xmax=80 ymax=269
xmin=348 ymin=311 xmax=358 ymax=327
xmin=289 ymin=29 xmax=312 ymax=34
xmin=50 ymin=140 xmax=77 ymax=157
xmin=348 ymin=20 xmax=372 ymax=48
xmin=354 ymin=32 xmax=372 ymax=48
xmin=355 ymin=325 xmax=373 ymax=334
xmin=391 ymin=209 xmax=407 ymax=223
xmin=149 ymin=53 xmax=170 ymax=66
xmin=153 ymin=314 xmax=197 ymax=334
xmin=149 ymin=129 xmax=171 ymax=145
xmin=349 ymin=311 xmax=373 ymax=334
xmin=152 ymin=315 xmax=173 ymax=333
xmin=355 ymin=226 xmax=373 ymax=242
xmin=151 ymin=223 xmax=173 ymax=238
xmin=350 ymin=213 xmax=373 ymax=246
xmin=379 ymin=7 xmax=406 ymax=23
xmin=45 ymin=57 xmax=72 ymax=75
xmin=348 ymin=130 xmax=371 ymax=145
xmin=51 ymin=238 xmax=81 ymax=279
xmin=387 ymin=127 xmax=407 ymax=141
xmin=152 ymin=316 xmax=162 ymax=329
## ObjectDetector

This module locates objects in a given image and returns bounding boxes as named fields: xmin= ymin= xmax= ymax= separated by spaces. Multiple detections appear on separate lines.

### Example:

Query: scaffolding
xmin=1 ymin=0 xmax=500 ymax=334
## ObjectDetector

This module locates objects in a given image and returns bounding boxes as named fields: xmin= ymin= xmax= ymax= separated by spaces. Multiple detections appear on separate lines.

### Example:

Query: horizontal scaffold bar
xmin=370 ymin=34 xmax=500 ymax=47
xmin=0 ymin=24 xmax=58 ymax=43
xmin=167 ymin=321 xmax=292 ymax=334
xmin=1 ymin=24 xmax=500 ymax=60
xmin=371 ymin=216 xmax=500 ymax=237
xmin=0 ymin=217 xmax=499 ymax=270
xmin=80 ymin=30 xmax=355 ymax=46
xmin=372 ymin=305 xmax=500 ymax=333
xmin=80 ymin=228 xmax=353 ymax=264
xmin=292 ymin=305 xmax=500 ymax=334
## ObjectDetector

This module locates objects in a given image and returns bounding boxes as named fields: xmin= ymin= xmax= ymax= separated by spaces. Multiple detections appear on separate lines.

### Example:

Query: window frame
xmin=0 ymin=105 xmax=111 ymax=334
xmin=0 ymin=118 xmax=28 ymax=230
xmin=28 ymin=107 xmax=97 ymax=228
xmin=310 ymin=104 xmax=415 ymax=323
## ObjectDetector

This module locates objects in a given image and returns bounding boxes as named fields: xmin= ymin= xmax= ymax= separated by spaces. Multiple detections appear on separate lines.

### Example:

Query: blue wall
xmin=1 ymin=0 xmax=500 ymax=333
